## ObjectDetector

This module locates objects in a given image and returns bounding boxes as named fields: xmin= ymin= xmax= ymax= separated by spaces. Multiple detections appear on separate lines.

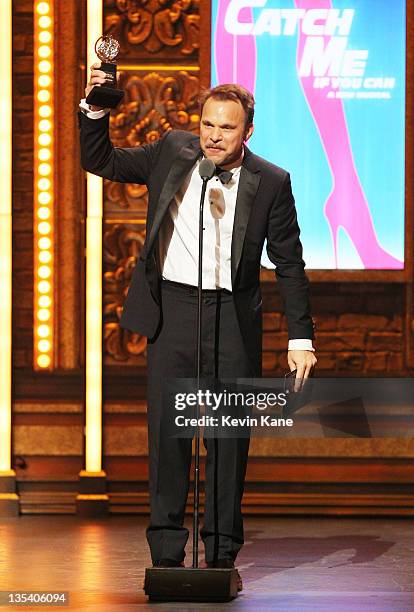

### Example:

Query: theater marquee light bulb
xmin=38 ymin=148 xmax=51 ymax=161
xmin=39 ymin=31 xmax=51 ymax=43
xmin=38 ymin=339 xmax=50 ymax=352
xmin=37 ymin=309 xmax=50 ymax=321
xmin=38 ymin=45 xmax=51 ymax=58
xmin=37 ymin=324 xmax=50 ymax=338
xmin=37 ymin=2 xmax=49 ymax=14
xmin=38 ymin=177 xmax=50 ymax=190
xmin=38 ymin=222 xmax=51 ymax=234
xmin=38 ymin=280 xmax=50 ymax=294
xmin=38 ymin=133 xmax=51 ymax=146
xmin=38 ymin=74 xmax=51 ymax=87
xmin=38 ymin=163 xmax=51 ymax=176
xmin=38 ymin=15 xmax=51 ymax=28
xmin=39 ymin=251 xmax=52 ymax=263
xmin=38 ymin=295 xmax=51 ymax=308
xmin=39 ymin=104 xmax=51 ymax=117
xmin=37 ymin=355 xmax=51 ymax=368
xmin=38 ymin=265 xmax=51 ymax=279
xmin=38 ymin=192 xmax=51 ymax=204
xmin=39 ymin=60 xmax=51 ymax=73
xmin=37 ymin=90 xmax=50 ymax=102
xmin=38 ymin=237 xmax=51 ymax=249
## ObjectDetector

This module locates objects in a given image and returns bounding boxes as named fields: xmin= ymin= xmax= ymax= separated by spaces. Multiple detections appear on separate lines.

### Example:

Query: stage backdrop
xmin=212 ymin=0 xmax=406 ymax=270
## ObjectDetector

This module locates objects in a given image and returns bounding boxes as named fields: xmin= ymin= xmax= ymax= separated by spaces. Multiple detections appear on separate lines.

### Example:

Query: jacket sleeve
xmin=266 ymin=172 xmax=314 ymax=340
xmin=78 ymin=111 xmax=167 ymax=184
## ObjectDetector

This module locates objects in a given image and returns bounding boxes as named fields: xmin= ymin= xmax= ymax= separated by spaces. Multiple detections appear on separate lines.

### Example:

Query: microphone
xmin=198 ymin=158 xmax=216 ymax=181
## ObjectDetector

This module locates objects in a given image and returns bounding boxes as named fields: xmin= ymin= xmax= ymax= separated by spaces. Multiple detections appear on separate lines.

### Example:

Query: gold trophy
xmin=86 ymin=34 xmax=124 ymax=108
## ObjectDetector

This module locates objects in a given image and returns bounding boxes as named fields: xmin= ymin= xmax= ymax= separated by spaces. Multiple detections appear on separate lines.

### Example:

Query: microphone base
xmin=144 ymin=567 xmax=239 ymax=602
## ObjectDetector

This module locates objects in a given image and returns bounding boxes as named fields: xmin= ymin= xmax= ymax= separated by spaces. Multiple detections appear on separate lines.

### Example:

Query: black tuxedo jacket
xmin=79 ymin=112 xmax=314 ymax=374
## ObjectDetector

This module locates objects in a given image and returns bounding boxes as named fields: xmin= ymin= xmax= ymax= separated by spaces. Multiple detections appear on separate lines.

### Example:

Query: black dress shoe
xmin=153 ymin=558 xmax=184 ymax=568
xmin=206 ymin=559 xmax=243 ymax=591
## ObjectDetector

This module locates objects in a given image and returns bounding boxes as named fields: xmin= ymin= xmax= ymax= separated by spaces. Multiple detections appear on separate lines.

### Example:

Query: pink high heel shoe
xmin=324 ymin=188 xmax=403 ymax=269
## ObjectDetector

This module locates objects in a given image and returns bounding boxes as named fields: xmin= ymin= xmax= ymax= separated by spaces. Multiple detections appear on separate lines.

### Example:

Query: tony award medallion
xmin=86 ymin=34 xmax=124 ymax=109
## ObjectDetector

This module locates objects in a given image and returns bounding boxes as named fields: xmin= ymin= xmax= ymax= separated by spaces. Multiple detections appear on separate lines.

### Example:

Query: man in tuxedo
xmin=79 ymin=67 xmax=316 ymax=577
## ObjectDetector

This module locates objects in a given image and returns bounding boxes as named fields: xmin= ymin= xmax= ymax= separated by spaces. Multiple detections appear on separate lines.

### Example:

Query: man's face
xmin=199 ymin=97 xmax=254 ymax=169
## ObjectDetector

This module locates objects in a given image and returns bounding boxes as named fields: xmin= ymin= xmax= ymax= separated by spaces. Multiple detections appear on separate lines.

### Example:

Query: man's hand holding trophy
xmin=85 ymin=34 xmax=124 ymax=110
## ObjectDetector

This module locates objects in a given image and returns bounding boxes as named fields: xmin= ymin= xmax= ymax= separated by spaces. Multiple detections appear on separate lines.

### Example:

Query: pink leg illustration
xmin=214 ymin=0 xmax=257 ymax=94
xmin=294 ymin=0 xmax=402 ymax=268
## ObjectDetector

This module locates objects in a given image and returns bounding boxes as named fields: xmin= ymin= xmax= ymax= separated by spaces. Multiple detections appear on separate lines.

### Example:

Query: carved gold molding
xmin=104 ymin=0 xmax=200 ymax=57
xmin=103 ymin=223 xmax=148 ymax=362
xmin=109 ymin=70 xmax=200 ymax=147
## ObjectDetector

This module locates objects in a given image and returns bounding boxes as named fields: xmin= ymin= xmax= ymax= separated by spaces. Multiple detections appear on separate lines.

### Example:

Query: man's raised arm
xmin=78 ymin=62 xmax=165 ymax=184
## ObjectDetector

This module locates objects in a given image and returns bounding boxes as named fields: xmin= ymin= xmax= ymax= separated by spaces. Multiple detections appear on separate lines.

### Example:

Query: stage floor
xmin=0 ymin=515 xmax=413 ymax=611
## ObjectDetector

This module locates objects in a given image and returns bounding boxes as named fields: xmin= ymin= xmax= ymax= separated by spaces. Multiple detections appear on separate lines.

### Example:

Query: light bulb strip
xmin=85 ymin=0 xmax=104 ymax=472
xmin=34 ymin=1 xmax=54 ymax=370
xmin=0 ymin=0 xmax=12 ymax=471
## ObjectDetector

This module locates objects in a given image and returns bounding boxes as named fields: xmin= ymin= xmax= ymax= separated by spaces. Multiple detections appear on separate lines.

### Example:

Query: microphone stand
xmin=144 ymin=160 xmax=238 ymax=602
xmin=193 ymin=175 xmax=209 ymax=569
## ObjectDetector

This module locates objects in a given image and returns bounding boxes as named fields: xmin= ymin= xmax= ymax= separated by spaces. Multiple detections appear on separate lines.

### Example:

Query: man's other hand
xmin=85 ymin=62 xmax=107 ymax=111
xmin=287 ymin=349 xmax=317 ymax=391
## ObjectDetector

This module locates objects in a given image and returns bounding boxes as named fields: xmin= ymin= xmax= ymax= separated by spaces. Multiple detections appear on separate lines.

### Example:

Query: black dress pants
xmin=145 ymin=280 xmax=253 ymax=564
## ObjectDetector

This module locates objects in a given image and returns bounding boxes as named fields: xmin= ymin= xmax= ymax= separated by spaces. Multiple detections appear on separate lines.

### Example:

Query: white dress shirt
xmin=159 ymin=160 xmax=239 ymax=291
xmin=79 ymin=99 xmax=314 ymax=352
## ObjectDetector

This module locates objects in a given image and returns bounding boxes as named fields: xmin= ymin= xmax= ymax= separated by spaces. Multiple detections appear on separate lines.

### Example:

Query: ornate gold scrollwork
xmin=105 ymin=70 xmax=200 ymax=216
xmin=104 ymin=0 xmax=200 ymax=56
xmin=110 ymin=70 xmax=200 ymax=145
xmin=103 ymin=224 xmax=147 ymax=361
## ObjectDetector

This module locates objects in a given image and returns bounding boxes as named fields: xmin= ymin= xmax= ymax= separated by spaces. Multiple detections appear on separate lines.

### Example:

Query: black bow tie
xmin=215 ymin=167 xmax=233 ymax=185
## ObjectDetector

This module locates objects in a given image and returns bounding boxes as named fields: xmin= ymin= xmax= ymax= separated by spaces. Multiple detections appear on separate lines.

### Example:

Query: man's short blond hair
xmin=199 ymin=84 xmax=255 ymax=127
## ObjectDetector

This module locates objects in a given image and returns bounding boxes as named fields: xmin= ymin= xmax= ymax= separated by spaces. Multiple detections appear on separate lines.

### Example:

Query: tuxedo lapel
xmin=145 ymin=140 xmax=200 ymax=255
xmin=231 ymin=152 xmax=261 ymax=285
